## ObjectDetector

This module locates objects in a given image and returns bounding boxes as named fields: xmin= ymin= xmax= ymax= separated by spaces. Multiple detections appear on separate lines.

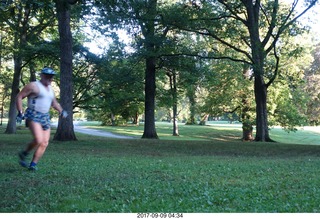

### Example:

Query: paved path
xmin=73 ymin=124 xmax=135 ymax=139
xmin=53 ymin=122 xmax=136 ymax=139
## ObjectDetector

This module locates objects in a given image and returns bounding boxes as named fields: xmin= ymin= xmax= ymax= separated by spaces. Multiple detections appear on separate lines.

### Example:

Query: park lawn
xmin=1 ymin=125 xmax=320 ymax=213
xmin=78 ymin=121 xmax=320 ymax=145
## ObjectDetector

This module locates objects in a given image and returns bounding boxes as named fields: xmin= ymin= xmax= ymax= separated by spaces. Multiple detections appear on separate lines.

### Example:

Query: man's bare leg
xmin=19 ymin=121 xmax=51 ymax=170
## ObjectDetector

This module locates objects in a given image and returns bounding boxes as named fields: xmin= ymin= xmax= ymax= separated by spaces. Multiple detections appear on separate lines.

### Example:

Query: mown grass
xmin=1 ymin=123 xmax=320 ymax=213
xmin=78 ymin=121 xmax=320 ymax=145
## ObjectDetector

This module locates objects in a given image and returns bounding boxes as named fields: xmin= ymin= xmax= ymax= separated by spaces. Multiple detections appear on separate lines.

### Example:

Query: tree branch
xmin=217 ymin=0 xmax=248 ymax=26
xmin=161 ymin=53 xmax=252 ymax=65
xmin=178 ymin=27 xmax=254 ymax=63
xmin=261 ymin=0 xmax=279 ymax=48
xmin=266 ymin=45 xmax=280 ymax=88
xmin=266 ymin=0 xmax=318 ymax=54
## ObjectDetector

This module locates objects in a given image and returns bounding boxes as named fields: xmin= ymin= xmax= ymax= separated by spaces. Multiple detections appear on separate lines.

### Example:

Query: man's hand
xmin=16 ymin=112 xmax=25 ymax=124
xmin=60 ymin=110 xmax=68 ymax=118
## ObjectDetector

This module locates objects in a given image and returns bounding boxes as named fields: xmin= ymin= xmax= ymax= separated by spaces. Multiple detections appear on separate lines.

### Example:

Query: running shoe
xmin=18 ymin=151 xmax=28 ymax=168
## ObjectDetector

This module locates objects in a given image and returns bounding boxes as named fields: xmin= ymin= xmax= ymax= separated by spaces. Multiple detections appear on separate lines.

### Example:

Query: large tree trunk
xmin=5 ymin=60 xmax=21 ymax=134
xmin=142 ymin=56 xmax=158 ymax=139
xmin=53 ymin=0 xmax=76 ymax=141
xmin=254 ymin=74 xmax=272 ymax=141
xmin=245 ymin=1 xmax=273 ymax=142
xmin=5 ymin=4 xmax=28 ymax=134
xmin=141 ymin=0 xmax=158 ymax=139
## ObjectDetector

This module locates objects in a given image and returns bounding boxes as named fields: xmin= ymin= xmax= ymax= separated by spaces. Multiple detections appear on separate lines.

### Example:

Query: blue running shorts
xmin=25 ymin=108 xmax=51 ymax=130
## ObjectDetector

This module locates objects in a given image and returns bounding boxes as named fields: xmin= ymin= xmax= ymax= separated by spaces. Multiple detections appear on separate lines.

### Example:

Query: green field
xmin=1 ymin=122 xmax=320 ymax=213
xmin=77 ymin=121 xmax=320 ymax=145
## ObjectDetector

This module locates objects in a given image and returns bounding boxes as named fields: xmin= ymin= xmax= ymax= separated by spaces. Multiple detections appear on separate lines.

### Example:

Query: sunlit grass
xmin=78 ymin=121 xmax=320 ymax=145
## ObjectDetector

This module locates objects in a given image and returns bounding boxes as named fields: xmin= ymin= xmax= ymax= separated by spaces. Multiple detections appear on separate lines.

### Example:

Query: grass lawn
xmin=78 ymin=121 xmax=320 ymax=145
xmin=1 ymin=123 xmax=320 ymax=213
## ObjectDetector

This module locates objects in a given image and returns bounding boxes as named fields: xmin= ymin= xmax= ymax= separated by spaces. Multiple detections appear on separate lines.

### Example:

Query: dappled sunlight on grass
xmin=270 ymin=126 xmax=320 ymax=145
xmin=76 ymin=121 xmax=320 ymax=145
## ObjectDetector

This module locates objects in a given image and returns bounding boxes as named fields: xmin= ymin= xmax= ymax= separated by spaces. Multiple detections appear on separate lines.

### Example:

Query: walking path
xmin=73 ymin=123 xmax=135 ymax=139
xmin=53 ymin=122 xmax=136 ymax=139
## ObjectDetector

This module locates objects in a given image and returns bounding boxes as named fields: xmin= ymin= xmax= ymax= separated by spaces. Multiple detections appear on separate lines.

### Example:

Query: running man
xmin=16 ymin=67 xmax=68 ymax=171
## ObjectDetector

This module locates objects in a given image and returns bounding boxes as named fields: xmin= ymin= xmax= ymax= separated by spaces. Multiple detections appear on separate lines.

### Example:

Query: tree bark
xmin=245 ymin=0 xmax=273 ymax=142
xmin=141 ymin=0 xmax=159 ymax=139
xmin=53 ymin=0 xmax=77 ymax=141
xmin=171 ymin=72 xmax=179 ymax=136
xmin=5 ymin=5 xmax=28 ymax=134
xmin=5 ymin=60 xmax=21 ymax=134
xmin=241 ymin=65 xmax=254 ymax=141
xmin=254 ymin=75 xmax=272 ymax=141
xmin=186 ymin=88 xmax=196 ymax=125
xmin=132 ymin=111 xmax=139 ymax=125
xmin=199 ymin=114 xmax=209 ymax=125
xmin=142 ymin=56 xmax=158 ymax=139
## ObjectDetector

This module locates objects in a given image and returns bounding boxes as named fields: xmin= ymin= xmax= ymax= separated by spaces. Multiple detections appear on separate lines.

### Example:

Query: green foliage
xmin=1 ymin=0 xmax=319 ymax=137
xmin=304 ymin=43 xmax=320 ymax=125
xmin=87 ymin=44 xmax=145 ymax=125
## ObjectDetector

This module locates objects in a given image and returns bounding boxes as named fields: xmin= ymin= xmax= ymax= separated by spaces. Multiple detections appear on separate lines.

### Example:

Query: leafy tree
xmin=267 ymin=31 xmax=313 ymax=130
xmin=305 ymin=43 xmax=320 ymax=125
xmin=157 ymin=64 xmax=181 ymax=136
xmin=157 ymin=54 xmax=204 ymax=135
xmin=0 ymin=71 xmax=11 ymax=125
xmin=72 ymin=45 xmax=102 ymax=112
xmin=91 ymin=44 xmax=145 ymax=126
xmin=169 ymin=0 xmax=318 ymax=141
xmin=93 ymin=0 xmax=184 ymax=138
xmin=199 ymin=59 xmax=255 ymax=140
xmin=0 ymin=0 xmax=57 ymax=134
xmin=101 ymin=70 xmax=143 ymax=125
xmin=53 ymin=0 xmax=78 ymax=141
xmin=0 ymin=27 xmax=11 ymax=125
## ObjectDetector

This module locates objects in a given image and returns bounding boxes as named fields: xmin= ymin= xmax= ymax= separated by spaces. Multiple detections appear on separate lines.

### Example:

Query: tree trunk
xmin=141 ymin=0 xmax=158 ymax=139
xmin=172 ymin=72 xmax=179 ymax=136
xmin=199 ymin=114 xmax=209 ymax=125
xmin=186 ymin=87 xmax=196 ymax=125
xmin=5 ymin=3 xmax=30 ymax=134
xmin=5 ymin=61 xmax=21 ymax=134
xmin=0 ymin=88 xmax=5 ymax=126
xmin=142 ymin=56 xmax=158 ymax=139
xmin=132 ymin=111 xmax=139 ymax=125
xmin=0 ymin=32 xmax=3 ymax=126
xmin=29 ymin=62 xmax=37 ymax=82
xmin=173 ymin=118 xmax=179 ymax=136
xmin=241 ymin=64 xmax=254 ymax=141
xmin=242 ymin=121 xmax=254 ymax=141
xmin=245 ymin=1 xmax=273 ymax=142
xmin=111 ymin=113 xmax=116 ymax=126
xmin=5 ymin=27 xmax=25 ymax=134
xmin=53 ymin=0 xmax=76 ymax=141
xmin=254 ymin=74 xmax=272 ymax=141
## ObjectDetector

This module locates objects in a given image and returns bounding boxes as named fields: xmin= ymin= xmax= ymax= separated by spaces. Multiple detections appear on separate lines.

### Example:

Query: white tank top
xmin=27 ymin=81 xmax=54 ymax=113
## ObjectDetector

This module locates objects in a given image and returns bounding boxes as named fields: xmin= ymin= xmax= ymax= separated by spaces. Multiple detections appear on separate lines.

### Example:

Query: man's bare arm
xmin=16 ymin=82 xmax=38 ymax=113
xmin=51 ymin=97 xmax=63 ymax=114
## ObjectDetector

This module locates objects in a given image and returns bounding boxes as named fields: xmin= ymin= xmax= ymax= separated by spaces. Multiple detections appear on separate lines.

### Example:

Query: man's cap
xmin=41 ymin=67 xmax=56 ymax=75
